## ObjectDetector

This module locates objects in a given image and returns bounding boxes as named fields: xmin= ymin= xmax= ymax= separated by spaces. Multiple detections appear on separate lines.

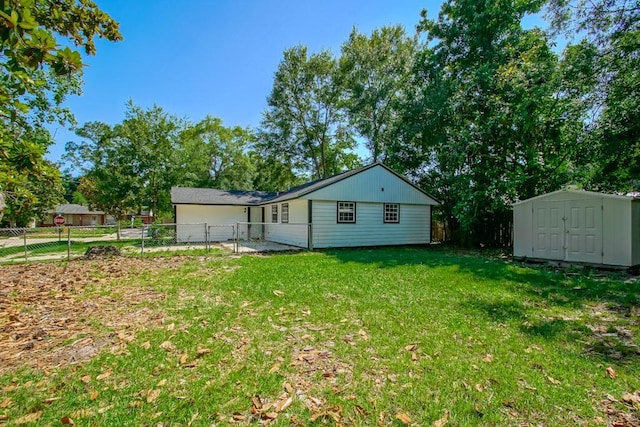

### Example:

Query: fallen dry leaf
xmin=433 ymin=410 xmax=450 ymax=427
xmin=196 ymin=348 xmax=211 ymax=356
xmin=60 ymin=416 xmax=75 ymax=425
xmin=273 ymin=290 xmax=284 ymax=296
xmin=475 ymin=383 xmax=485 ymax=392
xmin=14 ymin=411 xmax=43 ymax=424
xmin=70 ymin=409 xmax=93 ymax=419
xmin=404 ymin=344 xmax=417 ymax=352
xmin=622 ymin=392 xmax=640 ymax=404
xmin=146 ymin=389 xmax=160 ymax=403
xmin=395 ymin=413 xmax=411 ymax=424
xmin=482 ymin=354 xmax=493 ymax=363
xmin=269 ymin=363 xmax=280 ymax=373
xmin=547 ymin=376 xmax=561 ymax=385
xmin=179 ymin=353 xmax=189 ymax=365
xmin=80 ymin=375 xmax=91 ymax=384
xmin=0 ymin=398 xmax=12 ymax=408
xmin=275 ymin=396 xmax=293 ymax=412
xmin=96 ymin=370 xmax=111 ymax=381
xmin=89 ymin=390 xmax=99 ymax=400
xmin=159 ymin=341 xmax=175 ymax=351
xmin=141 ymin=341 xmax=151 ymax=350
xmin=606 ymin=367 xmax=617 ymax=379
xmin=263 ymin=411 xmax=278 ymax=420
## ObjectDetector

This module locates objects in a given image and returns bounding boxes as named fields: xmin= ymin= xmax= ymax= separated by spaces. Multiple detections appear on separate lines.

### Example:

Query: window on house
xmin=282 ymin=203 xmax=289 ymax=223
xmin=337 ymin=201 xmax=356 ymax=223
xmin=271 ymin=205 xmax=278 ymax=223
xmin=384 ymin=203 xmax=400 ymax=223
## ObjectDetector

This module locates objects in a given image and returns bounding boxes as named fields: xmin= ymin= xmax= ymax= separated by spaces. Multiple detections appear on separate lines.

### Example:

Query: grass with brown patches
xmin=0 ymin=247 xmax=639 ymax=426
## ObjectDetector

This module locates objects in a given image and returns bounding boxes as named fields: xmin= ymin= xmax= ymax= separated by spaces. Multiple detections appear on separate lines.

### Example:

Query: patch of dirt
xmin=83 ymin=245 xmax=121 ymax=259
xmin=0 ymin=257 xmax=190 ymax=374
xmin=601 ymin=391 xmax=640 ymax=426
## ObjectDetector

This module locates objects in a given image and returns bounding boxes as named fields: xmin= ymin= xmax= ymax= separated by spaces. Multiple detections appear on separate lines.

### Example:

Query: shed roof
xmin=48 ymin=204 xmax=105 ymax=215
xmin=171 ymin=163 xmax=439 ymax=206
xmin=513 ymin=189 xmax=640 ymax=205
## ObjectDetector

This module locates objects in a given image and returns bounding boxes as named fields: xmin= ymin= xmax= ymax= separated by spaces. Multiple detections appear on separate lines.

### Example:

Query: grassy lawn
xmin=0 ymin=247 xmax=638 ymax=426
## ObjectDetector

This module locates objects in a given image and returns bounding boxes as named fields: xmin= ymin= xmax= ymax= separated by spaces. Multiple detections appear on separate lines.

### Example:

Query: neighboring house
xmin=513 ymin=190 xmax=640 ymax=267
xmin=171 ymin=162 xmax=439 ymax=249
xmin=41 ymin=204 xmax=107 ymax=227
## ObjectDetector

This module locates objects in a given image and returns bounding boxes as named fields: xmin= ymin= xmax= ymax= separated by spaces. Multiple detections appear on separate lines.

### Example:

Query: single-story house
xmin=513 ymin=189 xmax=640 ymax=267
xmin=41 ymin=204 xmax=107 ymax=227
xmin=171 ymin=162 xmax=439 ymax=249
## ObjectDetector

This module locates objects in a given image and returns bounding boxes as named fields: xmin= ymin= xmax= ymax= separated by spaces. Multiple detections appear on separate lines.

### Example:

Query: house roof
xmin=48 ymin=204 xmax=105 ymax=215
xmin=170 ymin=188 xmax=275 ymax=205
xmin=171 ymin=163 xmax=440 ymax=206
xmin=513 ymin=189 xmax=640 ymax=205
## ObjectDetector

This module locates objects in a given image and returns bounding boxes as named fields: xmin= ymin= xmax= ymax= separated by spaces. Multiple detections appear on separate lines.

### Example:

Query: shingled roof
xmin=170 ymin=188 xmax=276 ymax=205
xmin=47 ymin=204 xmax=104 ymax=215
xmin=171 ymin=163 xmax=438 ymax=206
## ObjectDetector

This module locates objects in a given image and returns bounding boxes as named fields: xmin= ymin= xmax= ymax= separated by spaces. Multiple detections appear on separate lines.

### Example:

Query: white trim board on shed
xmin=513 ymin=190 xmax=640 ymax=267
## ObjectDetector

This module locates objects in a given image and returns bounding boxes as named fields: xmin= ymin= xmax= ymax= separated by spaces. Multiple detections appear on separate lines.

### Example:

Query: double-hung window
xmin=281 ymin=203 xmax=289 ymax=223
xmin=271 ymin=205 xmax=278 ymax=223
xmin=384 ymin=203 xmax=400 ymax=223
xmin=337 ymin=201 xmax=356 ymax=223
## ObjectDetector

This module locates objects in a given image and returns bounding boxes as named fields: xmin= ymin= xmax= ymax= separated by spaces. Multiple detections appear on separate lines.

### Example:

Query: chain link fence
xmin=0 ymin=222 xmax=306 ymax=263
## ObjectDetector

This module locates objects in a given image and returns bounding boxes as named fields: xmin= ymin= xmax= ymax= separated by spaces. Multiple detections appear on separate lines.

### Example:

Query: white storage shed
xmin=513 ymin=190 xmax=640 ymax=267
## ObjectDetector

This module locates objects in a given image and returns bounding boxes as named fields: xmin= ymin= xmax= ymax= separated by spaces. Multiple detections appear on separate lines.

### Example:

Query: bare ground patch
xmin=0 ymin=257 xmax=190 ymax=374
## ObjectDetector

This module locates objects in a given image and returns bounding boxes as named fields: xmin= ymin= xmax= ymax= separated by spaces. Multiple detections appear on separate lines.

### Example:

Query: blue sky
xmin=48 ymin=1 xmax=441 ymax=162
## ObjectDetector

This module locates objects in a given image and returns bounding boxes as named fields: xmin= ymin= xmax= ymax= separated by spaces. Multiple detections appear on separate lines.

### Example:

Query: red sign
xmin=54 ymin=215 xmax=66 ymax=226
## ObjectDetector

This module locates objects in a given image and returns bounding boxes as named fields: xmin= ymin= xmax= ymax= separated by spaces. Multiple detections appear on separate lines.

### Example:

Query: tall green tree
xmin=259 ymin=45 xmax=359 ymax=179
xmin=547 ymin=0 xmax=640 ymax=190
xmin=65 ymin=121 xmax=139 ymax=220
xmin=116 ymin=102 xmax=184 ymax=217
xmin=66 ymin=103 xmax=185 ymax=219
xmin=398 ymin=0 xmax=585 ymax=245
xmin=177 ymin=116 xmax=255 ymax=190
xmin=339 ymin=25 xmax=416 ymax=163
xmin=0 ymin=0 xmax=121 ymax=221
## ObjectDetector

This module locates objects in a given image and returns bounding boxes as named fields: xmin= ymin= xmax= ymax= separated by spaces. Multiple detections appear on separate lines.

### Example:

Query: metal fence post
xmin=204 ymin=222 xmax=209 ymax=252
xmin=235 ymin=223 xmax=239 ymax=254
xmin=67 ymin=227 xmax=71 ymax=261
xmin=23 ymin=229 xmax=28 ymax=263
xmin=141 ymin=225 xmax=145 ymax=256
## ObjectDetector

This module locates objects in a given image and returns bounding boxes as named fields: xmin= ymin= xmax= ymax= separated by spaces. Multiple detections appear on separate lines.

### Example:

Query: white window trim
xmin=337 ymin=201 xmax=356 ymax=223
xmin=384 ymin=203 xmax=400 ymax=223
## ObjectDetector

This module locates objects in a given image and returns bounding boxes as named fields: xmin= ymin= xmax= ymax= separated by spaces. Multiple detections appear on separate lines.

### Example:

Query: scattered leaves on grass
xmin=482 ymin=354 xmax=493 ymax=363
xmin=606 ymin=367 xmax=617 ymax=379
xmin=395 ymin=412 xmax=411 ymax=424
xmin=0 ymin=258 xmax=175 ymax=373
xmin=273 ymin=290 xmax=284 ymax=297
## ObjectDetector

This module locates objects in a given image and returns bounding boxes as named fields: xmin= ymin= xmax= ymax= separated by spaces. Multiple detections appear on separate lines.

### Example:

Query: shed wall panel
xmin=513 ymin=203 xmax=533 ymax=257
xmin=632 ymin=202 xmax=640 ymax=266
xmin=602 ymin=198 xmax=632 ymax=266
xmin=301 ymin=166 xmax=437 ymax=205
xmin=311 ymin=201 xmax=430 ymax=248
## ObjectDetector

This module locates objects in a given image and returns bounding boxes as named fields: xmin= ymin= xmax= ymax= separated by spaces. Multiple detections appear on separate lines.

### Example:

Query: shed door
xmin=564 ymin=199 xmax=603 ymax=264
xmin=533 ymin=201 xmax=565 ymax=260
